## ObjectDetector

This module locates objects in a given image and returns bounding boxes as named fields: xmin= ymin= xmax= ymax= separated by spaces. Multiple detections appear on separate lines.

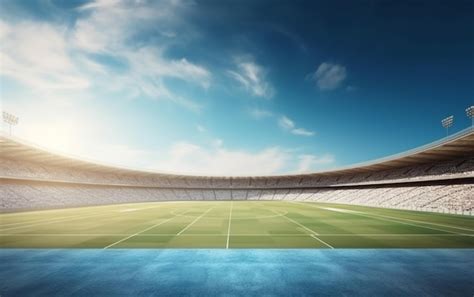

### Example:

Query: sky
xmin=1 ymin=0 xmax=473 ymax=176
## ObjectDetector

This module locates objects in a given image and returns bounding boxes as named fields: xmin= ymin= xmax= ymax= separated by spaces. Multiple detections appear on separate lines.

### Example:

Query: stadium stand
xmin=1 ymin=128 xmax=473 ymax=214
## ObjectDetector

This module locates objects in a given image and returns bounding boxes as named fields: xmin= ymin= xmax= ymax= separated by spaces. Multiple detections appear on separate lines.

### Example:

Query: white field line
xmin=295 ymin=202 xmax=471 ymax=236
xmin=103 ymin=210 xmax=189 ymax=249
xmin=310 ymin=234 xmax=334 ymax=249
xmin=226 ymin=201 xmax=233 ymax=249
xmin=177 ymin=207 xmax=214 ymax=235
xmin=1 ymin=233 xmax=472 ymax=237
xmin=270 ymin=210 xmax=334 ymax=248
xmin=318 ymin=205 xmax=474 ymax=233
xmin=292 ymin=201 xmax=474 ymax=233
xmin=0 ymin=211 xmax=114 ymax=232
xmin=0 ymin=215 xmax=81 ymax=228
xmin=0 ymin=206 xmax=105 ymax=222
xmin=271 ymin=210 xmax=319 ymax=235
xmin=119 ymin=208 xmax=141 ymax=212
xmin=0 ymin=206 xmax=132 ymax=228
xmin=0 ymin=203 xmax=167 ymax=228
xmin=356 ymin=210 xmax=474 ymax=232
xmin=350 ymin=213 xmax=471 ymax=236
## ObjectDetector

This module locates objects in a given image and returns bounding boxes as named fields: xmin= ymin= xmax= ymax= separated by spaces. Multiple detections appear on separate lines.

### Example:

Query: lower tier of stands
xmin=1 ymin=179 xmax=472 ymax=215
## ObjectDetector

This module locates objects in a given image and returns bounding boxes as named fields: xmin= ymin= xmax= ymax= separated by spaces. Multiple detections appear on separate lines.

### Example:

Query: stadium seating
xmin=1 ymin=131 xmax=473 ymax=215
xmin=2 ymin=178 xmax=472 ymax=214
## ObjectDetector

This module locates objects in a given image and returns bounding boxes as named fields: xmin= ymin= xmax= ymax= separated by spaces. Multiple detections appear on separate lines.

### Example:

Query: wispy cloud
xmin=278 ymin=116 xmax=315 ymax=137
xmin=228 ymin=56 xmax=275 ymax=99
xmin=74 ymin=0 xmax=210 ymax=110
xmin=154 ymin=140 xmax=333 ymax=176
xmin=114 ymin=47 xmax=210 ymax=111
xmin=291 ymin=128 xmax=315 ymax=136
xmin=248 ymin=108 xmax=273 ymax=119
xmin=278 ymin=116 xmax=295 ymax=130
xmin=73 ymin=0 xmax=186 ymax=53
xmin=0 ymin=1 xmax=209 ymax=111
xmin=152 ymin=141 xmax=289 ymax=175
xmin=78 ymin=0 xmax=121 ymax=11
xmin=0 ymin=21 xmax=89 ymax=91
xmin=295 ymin=154 xmax=335 ymax=173
xmin=310 ymin=62 xmax=347 ymax=90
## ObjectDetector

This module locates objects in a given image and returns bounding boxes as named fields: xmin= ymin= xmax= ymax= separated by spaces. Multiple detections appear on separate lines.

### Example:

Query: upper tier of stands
xmin=1 ymin=128 xmax=473 ymax=214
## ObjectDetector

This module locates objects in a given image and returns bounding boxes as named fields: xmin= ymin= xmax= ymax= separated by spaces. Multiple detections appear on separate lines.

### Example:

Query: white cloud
xmin=105 ymin=47 xmax=211 ymax=111
xmin=278 ymin=116 xmax=295 ymax=130
xmin=278 ymin=116 xmax=314 ymax=137
xmin=0 ymin=21 xmax=89 ymax=91
xmin=72 ymin=1 xmax=211 ymax=110
xmin=291 ymin=128 xmax=315 ymax=137
xmin=228 ymin=57 xmax=274 ymax=98
xmin=249 ymin=108 xmax=273 ymax=119
xmin=78 ymin=0 xmax=121 ymax=11
xmin=152 ymin=141 xmax=334 ymax=176
xmin=156 ymin=142 xmax=290 ymax=176
xmin=73 ymin=0 xmax=173 ymax=53
xmin=311 ymin=62 xmax=347 ymax=90
xmin=295 ymin=154 xmax=335 ymax=173
xmin=0 ymin=1 xmax=209 ymax=111
xmin=125 ymin=48 xmax=211 ymax=89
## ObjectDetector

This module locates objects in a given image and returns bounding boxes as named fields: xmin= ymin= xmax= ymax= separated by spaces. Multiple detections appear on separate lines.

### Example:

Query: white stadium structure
xmin=1 ymin=128 xmax=473 ymax=214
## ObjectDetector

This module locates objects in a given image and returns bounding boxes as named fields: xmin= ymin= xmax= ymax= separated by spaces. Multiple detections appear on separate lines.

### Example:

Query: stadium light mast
xmin=2 ymin=111 xmax=19 ymax=135
xmin=466 ymin=106 xmax=474 ymax=127
xmin=441 ymin=115 xmax=454 ymax=136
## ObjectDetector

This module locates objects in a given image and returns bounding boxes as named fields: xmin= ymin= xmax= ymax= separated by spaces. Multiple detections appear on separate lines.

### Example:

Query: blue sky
xmin=1 ymin=0 xmax=473 ymax=175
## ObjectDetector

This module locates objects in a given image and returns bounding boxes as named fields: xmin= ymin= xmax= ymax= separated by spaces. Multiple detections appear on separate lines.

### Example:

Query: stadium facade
xmin=1 ymin=128 xmax=473 ymax=214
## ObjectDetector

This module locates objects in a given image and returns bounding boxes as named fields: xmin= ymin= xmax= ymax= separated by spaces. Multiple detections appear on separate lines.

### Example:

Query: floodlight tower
xmin=2 ymin=111 xmax=19 ymax=135
xmin=466 ymin=106 xmax=474 ymax=127
xmin=441 ymin=115 xmax=454 ymax=136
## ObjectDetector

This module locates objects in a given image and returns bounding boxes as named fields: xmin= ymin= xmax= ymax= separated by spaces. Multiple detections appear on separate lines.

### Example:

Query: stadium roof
xmin=1 ymin=127 xmax=473 ymax=179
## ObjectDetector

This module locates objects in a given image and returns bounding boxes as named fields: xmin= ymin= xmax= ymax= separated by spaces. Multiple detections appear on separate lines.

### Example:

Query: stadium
xmin=1 ymin=124 xmax=474 ymax=296
xmin=1 ymin=127 xmax=473 ymax=249
xmin=1 ymin=0 xmax=474 ymax=296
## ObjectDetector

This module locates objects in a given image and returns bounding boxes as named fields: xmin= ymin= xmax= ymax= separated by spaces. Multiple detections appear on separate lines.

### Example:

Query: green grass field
xmin=1 ymin=201 xmax=473 ymax=248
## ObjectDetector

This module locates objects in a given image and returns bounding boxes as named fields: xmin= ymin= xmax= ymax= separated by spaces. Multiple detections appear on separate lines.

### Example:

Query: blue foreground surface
xmin=1 ymin=249 xmax=473 ymax=297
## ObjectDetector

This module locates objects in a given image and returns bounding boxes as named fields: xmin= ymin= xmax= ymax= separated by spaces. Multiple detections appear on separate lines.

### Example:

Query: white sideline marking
xmin=272 ymin=210 xmax=319 ymax=235
xmin=360 ymin=211 xmax=474 ymax=232
xmin=177 ymin=208 xmax=213 ymax=235
xmin=0 ymin=206 xmax=131 ymax=228
xmin=120 ymin=208 xmax=140 ymax=212
xmin=293 ymin=202 xmax=474 ymax=233
xmin=298 ymin=202 xmax=470 ymax=236
xmin=118 ymin=204 xmax=167 ymax=213
xmin=0 ymin=203 xmax=166 ymax=229
xmin=1 ymin=233 xmax=472 ymax=237
xmin=103 ymin=211 xmax=189 ymax=249
xmin=320 ymin=207 xmax=356 ymax=214
xmin=0 ymin=211 xmax=110 ymax=232
xmin=0 ymin=215 xmax=76 ymax=228
xmin=226 ymin=201 xmax=233 ymax=249
xmin=310 ymin=234 xmax=334 ymax=249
